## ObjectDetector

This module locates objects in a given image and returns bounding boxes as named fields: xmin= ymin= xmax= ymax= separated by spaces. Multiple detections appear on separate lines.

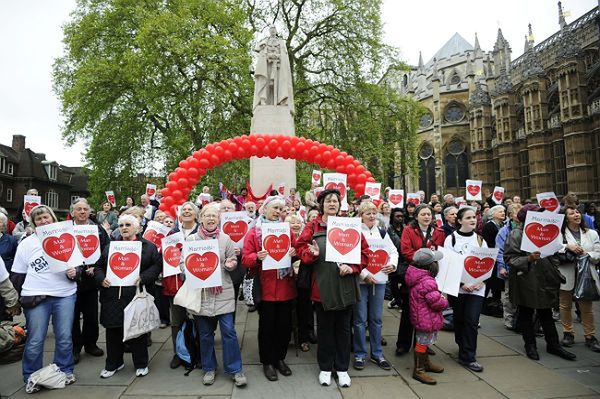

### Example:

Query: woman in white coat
xmin=558 ymin=205 xmax=600 ymax=352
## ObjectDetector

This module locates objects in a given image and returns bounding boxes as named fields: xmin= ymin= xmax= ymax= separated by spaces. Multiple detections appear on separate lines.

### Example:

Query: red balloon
xmin=205 ymin=143 xmax=215 ymax=153
xmin=198 ymin=168 xmax=207 ymax=176
xmin=228 ymin=142 xmax=237 ymax=152
xmin=168 ymin=172 xmax=177 ymax=181
xmin=347 ymin=173 xmax=357 ymax=185
xmin=340 ymin=151 xmax=348 ymax=157
xmin=175 ymin=167 xmax=188 ymax=178
xmin=210 ymin=154 xmax=220 ymax=167
xmin=193 ymin=151 xmax=203 ymax=160
xmin=335 ymin=155 xmax=345 ymax=164
xmin=268 ymin=139 xmax=278 ymax=151
xmin=177 ymin=178 xmax=188 ymax=188
xmin=250 ymin=145 xmax=260 ymax=157
xmin=171 ymin=190 xmax=183 ymax=200
xmin=336 ymin=164 xmax=346 ymax=173
xmin=189 ymin=158 xmax=200 ymax=168
xmin=326 ymin=159 xmax=336 ymax=169
xmin=322 ymin=150 xmax=332 ymax=161
xmin=223 ymin=150 xmax=233 ymax=161
xmin=199 ymin=158 xmax=210 ymax=169
xmin=357 ymin=173 xmax=367 ymax=183
xmin=159 ymin=203 xmax=168 ymax=211
xmin=276 ymin=146 xmax=286 ymax=158
xmin=179 ymin=159 xmax=190 ymax=169
xmin=367 ymin=177 xmax=376 ymax=183
xmin=237 ymin=146 xmax=246 ymax=158
xmin=356 ymin=165 xmax=365 ymax=174
xmin=213 ymin=145 xmax=224 ymax=157
xmin=296 ymin=141 xmax=305 ymax=152
xmin=301 ymin=149 xmax=310 ymax=160
xmin=166 ymin=181 xmax=178 ymax=190
xmin=354 ymin=184 xmax=365 ymax=195
xmin=242 ymin=139 xmax=251 ymax=150
xmin=331 ymin=148 xmax=341 ymax=158
xmin=161 ymin=188 xmax=171 ymax=197
xmin=346 ymin=163 xmax=356 ymax=174
xmin=188 ymin=167 xmax=199 ymax=178
xmin=313 ymin=153 xmax=322 ymax=165
xmin=256 ymin=137 xmax=266 ymax=148
xmin=288 ymin=147 xmax=297 ymax=158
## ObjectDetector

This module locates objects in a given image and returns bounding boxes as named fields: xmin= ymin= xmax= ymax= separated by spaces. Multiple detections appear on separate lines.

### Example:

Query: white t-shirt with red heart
xmin=11 ymin=234 xmax=77 ymax=297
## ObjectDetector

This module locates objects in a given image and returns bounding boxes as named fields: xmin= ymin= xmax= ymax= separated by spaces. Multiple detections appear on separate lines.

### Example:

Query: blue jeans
xmin=23 ymin=294 xmax=76 ymax=382
xmin=194 ymin=313 xmax=242 ymax=374
xmin=352 ymin=284 xmax=385 ymax=360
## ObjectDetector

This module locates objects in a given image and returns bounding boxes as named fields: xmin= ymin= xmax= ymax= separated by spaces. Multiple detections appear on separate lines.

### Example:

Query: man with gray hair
xmin=70 ymin=198 xmax=110 ymax=363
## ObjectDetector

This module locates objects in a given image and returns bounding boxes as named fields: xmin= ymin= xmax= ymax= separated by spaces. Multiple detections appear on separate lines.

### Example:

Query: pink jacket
xmin=405 ymin=265 xmax=448 ymax=333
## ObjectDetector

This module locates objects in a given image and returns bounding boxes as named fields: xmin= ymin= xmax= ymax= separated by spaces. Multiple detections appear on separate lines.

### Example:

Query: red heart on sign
xmin=163 ymin=246 xmax=181 ymax=267
xmin=539 ymin=198 xmax=559 ymax=212
xmin=467 ymin=185 xmax=481 ymax=197
xmin=328 ymin=228 xmax=360 ymax=255
xmin=143 ymin=229 xmax=165 ymax=250
xmin=464 ymin=256 xmax=495 ymax=279
xmin=435 ymin=216 xmax=443 ymax=228
xmin=494 ymin=191 xmax=503 ymax=201
xmin=389 ymin=194 xmax=403 ymax=205
xmin=108 ymin=252 xmax=140 ymax=279
xmin=367 ymin=249 xmax=389 ymax=274
xmin=278 ymin=186 xmax=285 ymax=195
xmin=312 ymin=173 xmax=320 ymax=181
xmin=524 ymin=222 xmax=560 ymax=248
xmin=147 ymin=187 xmax=156 ymax=197
xmin=222 ymin=221 xmax=249 ymax=243
xmin=42 ymin=234 xmax=75 ymax=262
xmin=185 ymin=252 xmax=219 ymax=280
xmin=407 ymin=197 xmax=420 ymax=205
xmin=25 ymin=202 xmax=40 ymax=216
xmin=263 ymin=234 xmax=290 ymax=262
xmin=76 ymin=234 xmax=99 ymax=258
xmin=107 ymin=194 xmax=115 ymax=205
xmin=365 ymin=186 xmax=379 ymax=197
xmin=325 ymin=182 xmax=346 ymax=200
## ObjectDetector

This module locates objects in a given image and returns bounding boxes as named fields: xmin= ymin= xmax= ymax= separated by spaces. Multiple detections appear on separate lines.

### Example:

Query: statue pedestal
xmin=249 ymin=105 xmax=297 ymax=197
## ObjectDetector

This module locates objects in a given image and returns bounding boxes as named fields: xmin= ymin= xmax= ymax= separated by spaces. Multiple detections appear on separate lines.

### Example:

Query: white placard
xmin=73 ymin=224 xmax=101 ymax=264
xmin=36 ymin=221 xmax=84 ymax=272
xmin=364 ymin=182 xmax=382 ymax=200
xmin=106 ymin=241 xmax=142 ymax=286
xmin=182 ymin=239 xmax=222 ymax=289
xmin=311 ymin=170 xmax=322 ymax=185
xmin=261 ymin=222 xmax=291 ymax=270
xmin=365 ymin=238 xmax=389 ymax=283
xmin=105 ymin=191 xmax=116 ymax=207
xmin=297 ymin=206 xmax=307 ymax=221
xmin=387 ymin=189 xmax=404 ymax=209
xmin=24 ymin=195 xmax=42 ymax=218
xmin=146 ymin=183 xmax=157 ymax=199
xmin=455 ymin=196 xmax=466 ymax=206
xmin=536 ymin=192 xmax=560 ymax=213
xmin=325 ymin=216 xmax=361 ymax=264
xmin=220 ymin=211 xmax=252 ymax=249
xmin=520 ymin=211 xmax=565 ymax=257
xmin=277 ymin=182 xmax=286 ymax=196
xmin=465 ymin=179 xmax=483 ymax=201
xmin=323 ymin=173 xmax=348 ymax=211
xmin=162 ymin=232 xmax=183 ymax=277
xmin=406 ymin=193 xmax=421 ymax=205
xmin=463 ymin=246 xmax=499 ymax=284
xmin=197 ymin=193 xmax=212 ymax=206
xmin=435 ymin=214 xmax=443 ymax=228
xmin=436 ymin=247 xmax=464 ymax=297
xmin=491 ymin=186 xmax=504 ymax=205
xmin=143 ymin=220 xmax=171 ymax=252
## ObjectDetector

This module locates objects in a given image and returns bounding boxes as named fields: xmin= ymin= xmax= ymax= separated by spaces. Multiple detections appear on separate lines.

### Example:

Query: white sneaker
xmin=135 ymin=367 xmax=149 ymax=377
xmin=318 ymin=371 xmax=331 ymax=386
xmin=203 ymin=370 xmax=215 ymax=385
xmin=100 ymin=364 xmax=124 ymax=379
xmin=233 ymin=372 xmax=247 ymax=387
xmin=65 ymin=373 xmax=76 ymax=385
xmin=336 ymin=371 xmax=351 ymax=388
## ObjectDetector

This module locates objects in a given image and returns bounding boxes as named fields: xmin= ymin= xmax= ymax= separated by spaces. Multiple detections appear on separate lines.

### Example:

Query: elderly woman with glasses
xmin=10 ymin=205 xmax=79 ymax=392
xmin=94 ymin=214 xmax=161 ymax=379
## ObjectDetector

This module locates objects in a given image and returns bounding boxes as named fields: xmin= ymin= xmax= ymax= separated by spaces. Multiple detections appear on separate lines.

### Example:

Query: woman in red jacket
xmin=242 ymin=196 xmax=297 ymax=382
xmin=397 ymin=204 xmax=445 ymax=356
xmin=295 ymin=189 xmax=368 ymax=388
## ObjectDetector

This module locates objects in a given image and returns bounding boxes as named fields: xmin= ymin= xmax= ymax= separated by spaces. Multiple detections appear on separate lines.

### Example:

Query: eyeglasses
xmin=118 ymin=223 xmax=132 ymax=227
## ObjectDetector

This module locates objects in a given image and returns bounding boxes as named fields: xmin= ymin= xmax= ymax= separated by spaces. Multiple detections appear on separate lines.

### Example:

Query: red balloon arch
xmin=159 ymin=134 xmax=376 ymax=217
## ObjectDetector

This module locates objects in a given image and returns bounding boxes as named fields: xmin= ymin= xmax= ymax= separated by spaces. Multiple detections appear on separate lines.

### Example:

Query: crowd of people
xmin=0 ymin=183 xmax=599 ymax=393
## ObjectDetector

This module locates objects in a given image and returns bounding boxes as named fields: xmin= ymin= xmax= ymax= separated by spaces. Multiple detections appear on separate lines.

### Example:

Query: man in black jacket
xmin=71 ymin=198 xmax=110 ymax=363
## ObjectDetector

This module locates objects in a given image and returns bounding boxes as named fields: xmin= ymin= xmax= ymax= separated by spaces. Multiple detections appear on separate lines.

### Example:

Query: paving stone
xmin=410 ymin=380 xmax=506 ymax=399
xmin=231 ymin=364 xmax=342 ymax=399
xmin=478 ymin=315 xmax=516 ymax=337
xmin=554 ymin=366 xmax=600 ymax=394
xmin=434 ymin=329 xmax=516 ymax=359
xmin=10 ymin=385 xmax=125 ymax=399
xmin=338 ymin=375 xmax=417 ymax=398
xmin=0 ymin=358 xmax=25 ymax=397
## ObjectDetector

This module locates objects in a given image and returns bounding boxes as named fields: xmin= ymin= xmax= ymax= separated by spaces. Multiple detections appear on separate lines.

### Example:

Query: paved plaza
xmin=1 ymin=301 xmax=600 ymax=399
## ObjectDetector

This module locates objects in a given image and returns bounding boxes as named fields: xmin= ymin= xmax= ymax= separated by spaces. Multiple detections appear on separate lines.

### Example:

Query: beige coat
xmin=186 ymin=233 xmax=237 ymax=317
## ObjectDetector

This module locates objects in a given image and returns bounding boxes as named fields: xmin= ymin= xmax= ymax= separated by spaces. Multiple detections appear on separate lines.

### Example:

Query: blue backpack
xmin=175 ymin=319 xmax=201 ymax=375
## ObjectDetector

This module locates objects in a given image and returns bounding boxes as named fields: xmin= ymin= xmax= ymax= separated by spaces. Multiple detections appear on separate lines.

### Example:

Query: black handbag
xmin=19 ymin=295 xmax=46 ymax=309
xmin=573 ymin=255 xmax=600 ymax=301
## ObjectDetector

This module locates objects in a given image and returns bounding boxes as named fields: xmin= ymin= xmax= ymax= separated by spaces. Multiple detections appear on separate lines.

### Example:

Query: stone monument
xmin=249 ymin=26 xmax=296 ymax=196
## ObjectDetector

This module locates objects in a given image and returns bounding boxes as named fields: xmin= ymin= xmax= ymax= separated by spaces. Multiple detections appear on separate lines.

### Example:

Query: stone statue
xmin=253 ymin=26 xmax=294 ymax=115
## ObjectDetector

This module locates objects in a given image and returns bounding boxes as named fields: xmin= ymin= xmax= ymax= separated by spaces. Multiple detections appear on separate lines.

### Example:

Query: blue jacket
xmin=584 ymin=214 xmax=595 ymax=231
xmin=0 ymin=233 xmax=18 ymax=272
xmin=495 ymin=222 xmax=513 ymax=279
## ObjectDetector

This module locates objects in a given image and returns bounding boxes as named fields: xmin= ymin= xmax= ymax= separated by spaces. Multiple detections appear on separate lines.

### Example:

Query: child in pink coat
xmin=405 ymin=248 xmax=448 ymax=385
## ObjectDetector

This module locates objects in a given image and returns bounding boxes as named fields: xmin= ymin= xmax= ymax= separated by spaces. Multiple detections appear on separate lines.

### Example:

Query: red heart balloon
xmin=76 ymin=234 xmax=99 ymax=258
xmin=328 ymin=228 xmax=360 ymax=255
xmin=464 ymin=256 xmax=495 ymax=279
xmin=325 ymin=182 xmax=346 ymax=200
xmin=493 ymin=191 xmax=503 ymax=201
xmin=143 ymin=230 xmax=165 ymax=250
xmin=25 ymin=202 xmax=40 ymax=216
xmin=222 ymin=221 xmax=249 ymax=243
xmin=467 ymin=185 xmax=481 ymax=197
xmin=524 ymin=222 xmax=560 ymax=248
xmin=185 ymin=252 xmax=219 ymax=280
xmin=163 ymin=246 xmax=181 ymax=267
xmin=42 ymin=234 xmax=75 ymax=262
xmin=108 ymin=252 xmax=140 ymax=279
xmin=539 ymin=198 xmax=559 ymax=212
xmin=263 ymin=234 xmax=290 ymax=262
xmin=389 ymin=194 xmax=403 ymax=205
xmin=367 ymin=249 xmax=389 ymax=274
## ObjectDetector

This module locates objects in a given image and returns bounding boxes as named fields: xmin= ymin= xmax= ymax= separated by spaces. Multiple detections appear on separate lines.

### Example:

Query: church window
xmin=418 ymin=143 xmax=436 ymax=199
xmin=419 ymin=112 xmax=433 ymax=128
xmin=445 ymin=139 xmax=468 ymax=188
xmin=552 ymin=141 xmax=567 ymax=196
xmin=519 ymin=150 xmax=530 ymax=199
xmin=444 ymin=103 xmax=465 ymax=123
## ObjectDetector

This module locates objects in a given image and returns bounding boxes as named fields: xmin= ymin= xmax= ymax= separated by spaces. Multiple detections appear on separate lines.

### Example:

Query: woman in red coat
xmin=396 ymin=204 xmax=445 ymax=355
xmin=242 ymin=196 xmax=297 ymax=382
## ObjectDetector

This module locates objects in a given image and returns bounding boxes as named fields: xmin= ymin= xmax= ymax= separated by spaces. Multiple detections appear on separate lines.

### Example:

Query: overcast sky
xmin=0 ymin=0 xmax=597 ymax=167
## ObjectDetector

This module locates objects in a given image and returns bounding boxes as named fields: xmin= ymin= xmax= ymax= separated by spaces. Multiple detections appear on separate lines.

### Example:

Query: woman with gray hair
xmin=0 ymin=212 xmax=17 ymax=272
xmin=10 ymin=205 xmax=79 ymax=392
xmin=94 ymin=214 xmax=161 ymax=379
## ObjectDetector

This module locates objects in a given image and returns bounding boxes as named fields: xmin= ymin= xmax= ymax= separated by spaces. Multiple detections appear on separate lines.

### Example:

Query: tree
xmin=54 ymin=0 xmax=254 ymax=205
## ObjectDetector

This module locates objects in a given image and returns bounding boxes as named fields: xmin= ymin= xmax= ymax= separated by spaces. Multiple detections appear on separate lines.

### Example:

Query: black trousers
xmin=257 ymin=300 xmax=293 ymax=365
xmin=72 ymin=288 xmax=99 ymax=352
xmin=517 ymin=306 xmax=559 ymax=348
xmin=396 ymin=291 xmax=414 ymax=351
xmin=315 ymin=302 xmax=352 ymax=372
xmin=105 ymin=327 xmax=148 ymax=370
xmin=450 ymin=294 xmax=484 ymax=363
xmin=154 ymin=284 xmax=170 ymax=324
xmin=296 ymin=288 xmax=314 ymax=343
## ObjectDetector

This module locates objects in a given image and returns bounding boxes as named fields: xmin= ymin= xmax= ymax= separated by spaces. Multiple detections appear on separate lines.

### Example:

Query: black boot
xmin=547 ymin=345 xmax=576 ymax=361
xmin=525 ymin=344 xmax=539 ymax=360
